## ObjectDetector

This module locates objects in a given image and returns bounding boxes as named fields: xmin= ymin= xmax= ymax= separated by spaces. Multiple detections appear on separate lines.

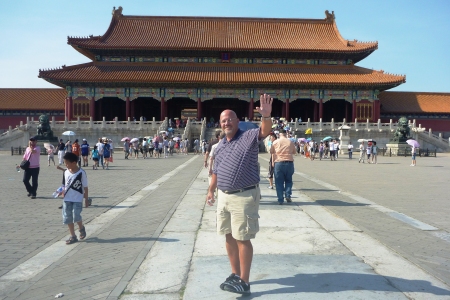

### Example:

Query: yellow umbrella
xmin=305 ymin=128 xmax=313 ymax=134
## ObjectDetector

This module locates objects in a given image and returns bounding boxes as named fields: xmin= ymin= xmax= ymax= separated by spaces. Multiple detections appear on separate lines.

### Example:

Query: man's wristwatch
xmin=261 ymin=116 xmax=271 ymax=120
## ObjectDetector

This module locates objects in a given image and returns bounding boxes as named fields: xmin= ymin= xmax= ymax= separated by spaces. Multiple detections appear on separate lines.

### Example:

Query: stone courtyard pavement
xmin=0 ymin=151 xmax=449 ymax=299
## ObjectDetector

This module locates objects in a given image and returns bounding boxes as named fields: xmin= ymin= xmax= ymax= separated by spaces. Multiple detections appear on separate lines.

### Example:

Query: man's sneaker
xmin=220 ymin=273 xmax=240 ymax=290
xmin=267 ymin=185 xmax=273 ymax=189
xmin=223 ymin=279 xmax=251 ymax=295
xmin=286 ymin=197 xmax=292 ymax=203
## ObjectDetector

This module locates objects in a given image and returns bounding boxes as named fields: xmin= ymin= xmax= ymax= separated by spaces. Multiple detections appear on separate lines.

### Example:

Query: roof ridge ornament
xmin=112 ymin=6 xmax=123 ymax=19
xmin=325 ymin=10 xmax=335 ymax=22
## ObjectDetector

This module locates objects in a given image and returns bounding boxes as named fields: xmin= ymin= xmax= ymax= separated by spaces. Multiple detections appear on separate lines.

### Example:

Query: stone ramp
xmin=122 ymin=167 xmax=450 ymax=300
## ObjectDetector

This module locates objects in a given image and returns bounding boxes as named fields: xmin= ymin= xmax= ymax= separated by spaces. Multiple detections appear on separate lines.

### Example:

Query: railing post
xmin=354 ymin=118 xmax=358 ymax=131
xmin=319 ymin=118 xmax=323 ymax=131
xmin=439 ymin=133 xmax=443 ymax=142
xmin=366 ymin=119 xmax=370 ymax=131
xmin=8 ymin=126 xmax=12 ymax=136
xmin=64 ymin=117 xmax=68 ymax=129
xmin=377 ymin=119 xmax=381 ymax=131
xmin=389 ymin=119 xmax=393 ymax=131
xmin=295 ymin=118 xmax=298 ymax=131
xmin=89 ymin=117 xmax=93 ymax=129
xmin=19 ymin=146 xmax=22 ymax=155
xmin=307 ymin=118 xmax=311 ymax=130
xmin=51 ymin=116 xmax=55 ymax=127
xmin=139 ymin=116 xmax=143 ymax=130
xmin=102 ymin=116 xmax=105 ymax=129
xmin=342 ymin=118 xmax=346 ymax=125
xmin=330 ymin=118 xmax=334 ymax=131
xmin=428 ymin=128 xmax=432 ymax=138
xmin=77 ymin=116 xmax=80 ymax=129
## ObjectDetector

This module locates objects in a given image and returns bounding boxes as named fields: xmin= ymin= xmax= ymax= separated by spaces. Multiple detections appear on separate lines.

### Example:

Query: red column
xmin=65 ymin=97 xmax=69 ymax=119
xmin=90 ymin=97 xmax=95 ymax=120
xmin=352 ymin=100 xmax=356 ymax=121
xmin=68 ymin=96 xmax=73 ymax=121
xmin=374 ymin=100 xmax=380 ymax=121
xmin=197 ymin=98 xmax=202 ymax=120
xmin=282 ymin=102 xmax=286 ymax=118
xmin=285 ymin=99 xmax=290 ymax=121
xmin=126 ymin=97 xmax=130 ymax=120
xmin=160 ymin=97 xmax=165 ymax=121
xmin=319 ymin=99 xmax=323 ymax=120
xmin=248 ymin=98 xmax=254 ymax=120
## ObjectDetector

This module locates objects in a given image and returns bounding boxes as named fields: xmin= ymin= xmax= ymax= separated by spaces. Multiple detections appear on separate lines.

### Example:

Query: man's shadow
xmin=238 ymin=272 xmax=450 ymax=298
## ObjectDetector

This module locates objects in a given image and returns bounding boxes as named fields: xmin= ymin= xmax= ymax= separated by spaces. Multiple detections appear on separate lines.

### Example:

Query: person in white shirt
xmin=95 ymin=138 xmax=104 ymax=168
xmin=358 ymin=142 xmax=365 ymax=163
xmin=366 ymin=143 xmax=372 ymax=164
xmin=347 ymin=142 xmax=354 ymax=159
xmin=62 ymin=152 xmax=89 ymax=245
xmin=410 ymin=145 xmax=416 ymax=166
xmin=329 ymin=140 xmax=336 ymax=161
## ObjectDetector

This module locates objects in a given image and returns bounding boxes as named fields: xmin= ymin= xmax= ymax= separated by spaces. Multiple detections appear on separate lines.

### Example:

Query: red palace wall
xmin=0 ymin=114 xmax=65 ymax=132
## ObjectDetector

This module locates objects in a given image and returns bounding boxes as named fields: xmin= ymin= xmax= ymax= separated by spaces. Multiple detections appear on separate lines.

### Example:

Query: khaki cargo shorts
xmin=216 ymin=186 xmax=260 ymax=241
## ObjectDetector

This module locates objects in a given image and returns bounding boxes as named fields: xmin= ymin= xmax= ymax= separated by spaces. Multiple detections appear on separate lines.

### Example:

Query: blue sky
xmin=1 ymin=0 xmax=449 ymax=92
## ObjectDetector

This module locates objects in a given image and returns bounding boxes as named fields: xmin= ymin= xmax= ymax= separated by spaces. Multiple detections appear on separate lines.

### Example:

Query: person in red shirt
xmin=71 ymin=139 xmax=81 ymax=167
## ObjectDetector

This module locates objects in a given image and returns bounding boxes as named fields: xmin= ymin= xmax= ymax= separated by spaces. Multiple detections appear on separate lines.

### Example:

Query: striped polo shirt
xmin=213 ymin=128 xmax=260 ymax=191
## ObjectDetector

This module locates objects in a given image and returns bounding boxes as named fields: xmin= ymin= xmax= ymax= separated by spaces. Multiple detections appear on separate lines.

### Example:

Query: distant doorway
xmin=133 ymin=97 xmax=161 ymax=121
xmin=290 ymin=99 xmax=316 ymax=121
xmin=323 ymin=99 xmax=352 ymax=122
xmin=203 ymin=98 xmax=248 ymax=121
xmin=254 ymin=98 xmax=283 ymax=119
xmin=95 ymin=97 xmax=125 ymax=121
xmin=166 ymin=97 xmax=197 ymax=119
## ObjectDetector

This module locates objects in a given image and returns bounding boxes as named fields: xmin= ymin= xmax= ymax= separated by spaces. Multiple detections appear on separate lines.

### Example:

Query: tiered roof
xmin=0 ymin=89 xmax=65 ymax=110
xmin=380 ymin=91 xmax=450 ymax=114
xmin=39 ymin=62 xmax=405 ymax=89
xmin=67 ymin=8 xmax=377 ymax=62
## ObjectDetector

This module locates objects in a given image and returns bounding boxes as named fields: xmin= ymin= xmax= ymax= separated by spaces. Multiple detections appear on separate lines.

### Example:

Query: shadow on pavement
xmin=316 ymin=200 xmax=368 ymax=207
xmin=84 ymin=237 xmax=179 ymax=243
xmin=300 ymin=188 xmax=340 ymax=192
xmin=245 ymin=273 xmax=450 ymax=298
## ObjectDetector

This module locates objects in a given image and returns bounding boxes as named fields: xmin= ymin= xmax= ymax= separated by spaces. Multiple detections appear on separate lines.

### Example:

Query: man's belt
xmin=222 ymin=184 xmax=258 ymax=195
xmin=276 ymin=161 xmax=293 ymax=163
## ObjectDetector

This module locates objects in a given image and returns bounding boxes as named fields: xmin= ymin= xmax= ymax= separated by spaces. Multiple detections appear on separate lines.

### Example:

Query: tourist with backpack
xmin=91 ymin=146 xmax=99 ymax=170
xmin=103 ymin=140 xmax=111 ymax=170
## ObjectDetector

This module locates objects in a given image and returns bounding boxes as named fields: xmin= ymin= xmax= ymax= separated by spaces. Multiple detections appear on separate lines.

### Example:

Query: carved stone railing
xmin=182 ymin=118 xmax=192 ymax=140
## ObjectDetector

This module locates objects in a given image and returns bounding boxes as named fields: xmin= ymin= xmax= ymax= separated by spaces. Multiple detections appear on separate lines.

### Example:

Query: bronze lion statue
xmin=392 ymin=116 xmax=410 ymax=142
xmin=36 ymin=114 xmax=54 ymax=139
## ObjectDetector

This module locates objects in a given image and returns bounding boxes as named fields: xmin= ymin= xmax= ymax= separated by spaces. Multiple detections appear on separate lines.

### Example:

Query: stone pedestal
xmin=338 ymin=125 xmax=351 ymax=154
xmin=386 ymin=142 xmax=410 ymax=156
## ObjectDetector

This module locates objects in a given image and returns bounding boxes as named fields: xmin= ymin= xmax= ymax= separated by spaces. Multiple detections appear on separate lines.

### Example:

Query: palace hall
xmin=37 ymin=7 xmax=406 ymax=123
xmin=1 ymin=8 xmax=449 ymax=134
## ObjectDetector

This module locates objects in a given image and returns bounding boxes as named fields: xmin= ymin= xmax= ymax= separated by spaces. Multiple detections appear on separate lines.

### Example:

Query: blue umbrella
xmin=289 ymin=137 xmax=296 ymax=142
xmin=322 ymin=136 xmax=332 ymax=141
xmin=238 ymin=121 xmax=259 ymax=132
xmin=306 ymin=138 xmax=312 ymax=142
